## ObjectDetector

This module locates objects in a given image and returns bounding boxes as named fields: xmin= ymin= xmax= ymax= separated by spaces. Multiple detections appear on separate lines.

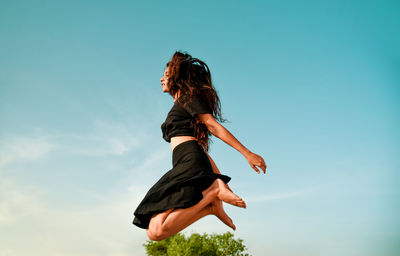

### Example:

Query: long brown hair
xmin=166 ymin=51 xmax=228 ymax=152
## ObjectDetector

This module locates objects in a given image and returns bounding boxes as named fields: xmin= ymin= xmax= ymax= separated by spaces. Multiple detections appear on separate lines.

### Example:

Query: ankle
xmin=205 ymin=204 xmax=213 ymax=215
xmin=213 ymin=180 xmax=221 ymax=195
xmin=202 ymin=180 xmax=220 ymax=198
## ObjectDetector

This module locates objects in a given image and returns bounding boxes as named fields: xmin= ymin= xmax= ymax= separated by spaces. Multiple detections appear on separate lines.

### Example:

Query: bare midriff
xmin=170 ymin=136 xmax=197 ymax=152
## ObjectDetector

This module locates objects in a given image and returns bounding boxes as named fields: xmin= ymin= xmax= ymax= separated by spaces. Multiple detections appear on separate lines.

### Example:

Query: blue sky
xmin=0 ymin=0 xmax=399 ymax=255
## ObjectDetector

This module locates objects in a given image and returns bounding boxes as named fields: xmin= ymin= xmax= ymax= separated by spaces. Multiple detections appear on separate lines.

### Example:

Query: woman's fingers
xmin=248 ymin=153 xmax=267 ymax=174
xmin=259 ymin=160 xmax=267 ymax=173
xmin=256 ymin=155 xmax=267 ymax=173
xmin=251 ymin=164 xmax=260 ymax=174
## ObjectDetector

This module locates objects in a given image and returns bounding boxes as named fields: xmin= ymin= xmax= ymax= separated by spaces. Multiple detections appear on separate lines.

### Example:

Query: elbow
xmin=200 ymin=114 xmax=221 ymax=136
xmin=209 ymin=126 xmax=218 ymax=136
xmin=206 ymin=122 xmax=220 ymax=136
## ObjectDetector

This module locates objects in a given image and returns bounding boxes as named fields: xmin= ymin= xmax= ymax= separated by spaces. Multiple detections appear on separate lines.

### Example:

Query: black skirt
xmin=132 ymin=140 xmax=231 ymax=229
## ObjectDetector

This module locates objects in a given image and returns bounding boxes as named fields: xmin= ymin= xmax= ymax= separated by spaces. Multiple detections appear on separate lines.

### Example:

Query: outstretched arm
xmin=198 ymin=113 xmax=267 ymax=174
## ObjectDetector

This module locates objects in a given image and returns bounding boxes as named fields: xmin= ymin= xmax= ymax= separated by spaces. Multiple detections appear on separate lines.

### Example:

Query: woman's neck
xmin=173 ymin=90 xmax=181 ymax=102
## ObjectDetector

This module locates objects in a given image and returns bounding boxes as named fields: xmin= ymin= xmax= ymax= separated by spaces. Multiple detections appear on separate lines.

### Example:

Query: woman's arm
xmin=198 ymin=113 xmax=267 ymax=174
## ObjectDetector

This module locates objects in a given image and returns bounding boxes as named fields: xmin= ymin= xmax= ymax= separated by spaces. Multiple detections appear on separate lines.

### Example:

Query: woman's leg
xmin=146 ymin=199 xmax=235 ymax=240
xmin=147 ymin=204 xmax=213 ymax=240
xmin=147 ymin=178 xmax=245 ymax=241
xmin=210 ymin=198 xmax=235 ymax=230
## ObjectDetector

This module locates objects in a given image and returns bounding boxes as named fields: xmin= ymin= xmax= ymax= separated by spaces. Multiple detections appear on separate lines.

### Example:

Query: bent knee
xmin=146 ymin=227 xmax=168 ymax=241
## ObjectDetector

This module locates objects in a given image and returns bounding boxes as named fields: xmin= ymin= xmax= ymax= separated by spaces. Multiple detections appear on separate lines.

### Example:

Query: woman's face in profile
xmin=160 ymin=67 xmax=170 ymax=92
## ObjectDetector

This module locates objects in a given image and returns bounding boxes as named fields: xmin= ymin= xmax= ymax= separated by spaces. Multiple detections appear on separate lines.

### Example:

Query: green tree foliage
xmin=143 ymin=232 xmax=250 ymax=256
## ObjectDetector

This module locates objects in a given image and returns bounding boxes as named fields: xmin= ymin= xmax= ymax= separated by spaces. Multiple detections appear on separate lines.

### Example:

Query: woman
xmin=132 ymin=51 xmax=267 ymax=241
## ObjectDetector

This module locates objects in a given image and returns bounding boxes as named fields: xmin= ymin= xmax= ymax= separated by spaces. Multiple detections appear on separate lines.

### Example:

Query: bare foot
xmin=215 ymin=179 xmax=246 ymax=208
xmin=210 ymin=199 xmax=236 ymax=230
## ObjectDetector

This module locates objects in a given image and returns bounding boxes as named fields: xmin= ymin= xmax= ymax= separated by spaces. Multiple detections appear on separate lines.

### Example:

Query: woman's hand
xmin=246 ymin=152 xmax=267 ymax=174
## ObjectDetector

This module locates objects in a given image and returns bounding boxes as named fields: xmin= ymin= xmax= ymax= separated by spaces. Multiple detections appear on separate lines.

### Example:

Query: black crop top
xmin=161 ymin=94 xmax=212 ymax=142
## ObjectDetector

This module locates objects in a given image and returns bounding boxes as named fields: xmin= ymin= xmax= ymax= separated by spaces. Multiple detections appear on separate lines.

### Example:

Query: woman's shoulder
xmin=177 ymin=92 xmax=211 ymax=117
xmin=178 ymin=92 xmax=205 ymax=104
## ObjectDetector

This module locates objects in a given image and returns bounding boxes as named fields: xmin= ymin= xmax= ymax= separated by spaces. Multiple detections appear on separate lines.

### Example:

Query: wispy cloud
xmin=52 ymin=120 xmax=142 ymax=157
xmin=0 ymin=177 xmax=46 ymax=225
xmin=0 ymin=120 xmax=143 ymax=169
xmin=0 ymin=175 xmax=149 ymax=256
xmin=0 ymin=136 xmax=53 ymax=169
xmin=246 ymin=186 xmax=320 ymax=202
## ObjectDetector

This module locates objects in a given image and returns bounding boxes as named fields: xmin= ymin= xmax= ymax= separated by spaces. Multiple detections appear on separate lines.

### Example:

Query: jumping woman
xmin=132 ymin=51 xmax=267 ymax=241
